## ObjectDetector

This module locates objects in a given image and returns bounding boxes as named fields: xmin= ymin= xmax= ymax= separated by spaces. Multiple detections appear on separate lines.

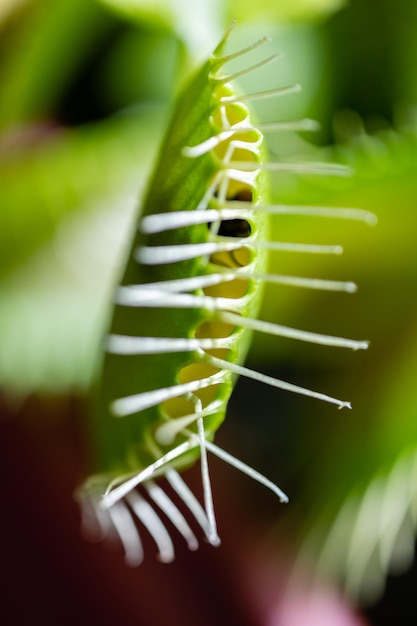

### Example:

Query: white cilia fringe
xmin=77 ymin=30 xmax=375 ymax=565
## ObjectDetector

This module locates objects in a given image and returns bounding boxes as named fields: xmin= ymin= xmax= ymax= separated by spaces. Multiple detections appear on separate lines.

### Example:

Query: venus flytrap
xmin=77 ymin=25 xmax=374 ymax=565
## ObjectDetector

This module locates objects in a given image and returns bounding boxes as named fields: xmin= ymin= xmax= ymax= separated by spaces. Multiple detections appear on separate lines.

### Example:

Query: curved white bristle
xmin=137 ymin=241 xmax=342 ymax=265
xmin=79 ymin=494 xmax=111 ymax=541
xmin=220 ymin=83 xmax=301 ymax=103
xmin=378 ymin=456 xmax=412 ymax=572
xmin=86 ymin=493 xmax=119 ymax=541
xmin=183 ymin=130 xmax=236 ymax=158
xmin=223 ymin=161 xmax=353 ymax=177
xmin=206 ymin=167 xmax=259 ymax=200
xmin=214 ymin=53 xmax=282 ymax=84
xmin=114 ymin=290 xmax=244 ymax=312
xmin=117 ymin=272 xmax=356 ymax=296
xmin=254 ymin=241 xmax=341 ymax=256
xmin=257 ymin=119 xmax=321 ymax=133
xmin=195 ymin=171 xmax=228 ymax=211
xmin=102 ymin=440 xmax=199 ymax=507
xmin=115 ymin=279 xmax=354 ymax=313
xmin=110 ymin=372 xmax=225 ymax=417
xmin=228 ymin=134 xmax=261 ymax=156
xmin=197 ymin=415 xmax=219 ymax=545
xmin=215 ymin=119 xmax=320 ymax=135
xmin=213 ymin=36 xmax=271 ymax=68
xmin=221 ymin=138 xmax=261 ymax=163
xmin=184 ymin=124 xmax=298 ymax=160
xmin=166 ymin=469 xmax=220 ymax=546
xmin=115 ymin=286 xmax=191 ymax=305
xmin=81 ymin=26 xmax=371 ymax=568
xmin=126 ymin=491 xmax=175 ymax=563
xmin=231 ymin=271 xmax=356 ymax=293
xmin=145 ymin=480 xmax=199 ymax=551
xmin=107 ymin=501 xmax=144 ymax=566
xmin=140 ymin=200 xmax=375 ymax=238
xmin=136 ymin=241 xmax=235 ymax=265
xmin=156 ymin=412 xmax=203 ymax=446
xmin=345 ymin=478 xmax=385 ymax=600
xmin=117 ymin=273 xmax=232 ymax=295
xmin=183 ymin=127 xmax=264 ymax=159
xmin=202 ymin=351 xmax=352 ymax=410
xmin=247 ymin=272 xmax=357 ymax=293
xmin=218 ymin=311 xmax=369 ymax=350
xmin=140 ymin=208 xmax=238 ymax=233
xmin=204 ymin=440 xmax=289 ymax=503
xmin=106 ymin=335 xmax=230 ymax=355
xmin=220 ymin=201 xmax=377 ymax=224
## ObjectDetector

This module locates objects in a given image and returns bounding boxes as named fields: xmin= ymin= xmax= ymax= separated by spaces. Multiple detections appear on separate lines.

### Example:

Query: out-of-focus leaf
xmin=97 ymin=0 xmax=225 ymax=58
xmin=0 ymin=108 xmax=165 ymax=394
xmin=226 ymin=0 xmax=348 ymax=23
xmin=0 ymin=109 xmax=165 ymax=278
xmin=0 ymin=0 xmax=27 ymax=24
xmin=322 ymin=0 xmax=417 ymax=126
xmin=0 ymin=0 xmax=116 ymax=129
xmin=96 ymin=28 xmax=180 ymax=113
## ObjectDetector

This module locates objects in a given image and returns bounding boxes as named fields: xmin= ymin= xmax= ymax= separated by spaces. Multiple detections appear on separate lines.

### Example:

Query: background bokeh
xmin=1 ymin=1 xmax=417 ymax=624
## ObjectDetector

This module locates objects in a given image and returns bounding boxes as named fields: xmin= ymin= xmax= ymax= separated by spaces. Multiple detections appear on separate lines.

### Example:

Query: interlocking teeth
xmin=126 ymin=491 xmax=175 ymax=563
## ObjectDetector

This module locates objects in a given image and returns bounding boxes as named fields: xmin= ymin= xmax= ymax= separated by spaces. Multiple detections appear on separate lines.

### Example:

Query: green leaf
xmin=0 ymin=108 xmax=165 ymax=393
xmin=97 ymin=0 xmax=225 ymax=57
xmin=0 ymin=0 xmax=115 ymax=129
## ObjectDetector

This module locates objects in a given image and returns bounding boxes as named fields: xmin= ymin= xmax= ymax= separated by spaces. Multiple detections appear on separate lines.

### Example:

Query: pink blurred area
xmin=268 ymin=586 xmax=368 ymax=626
